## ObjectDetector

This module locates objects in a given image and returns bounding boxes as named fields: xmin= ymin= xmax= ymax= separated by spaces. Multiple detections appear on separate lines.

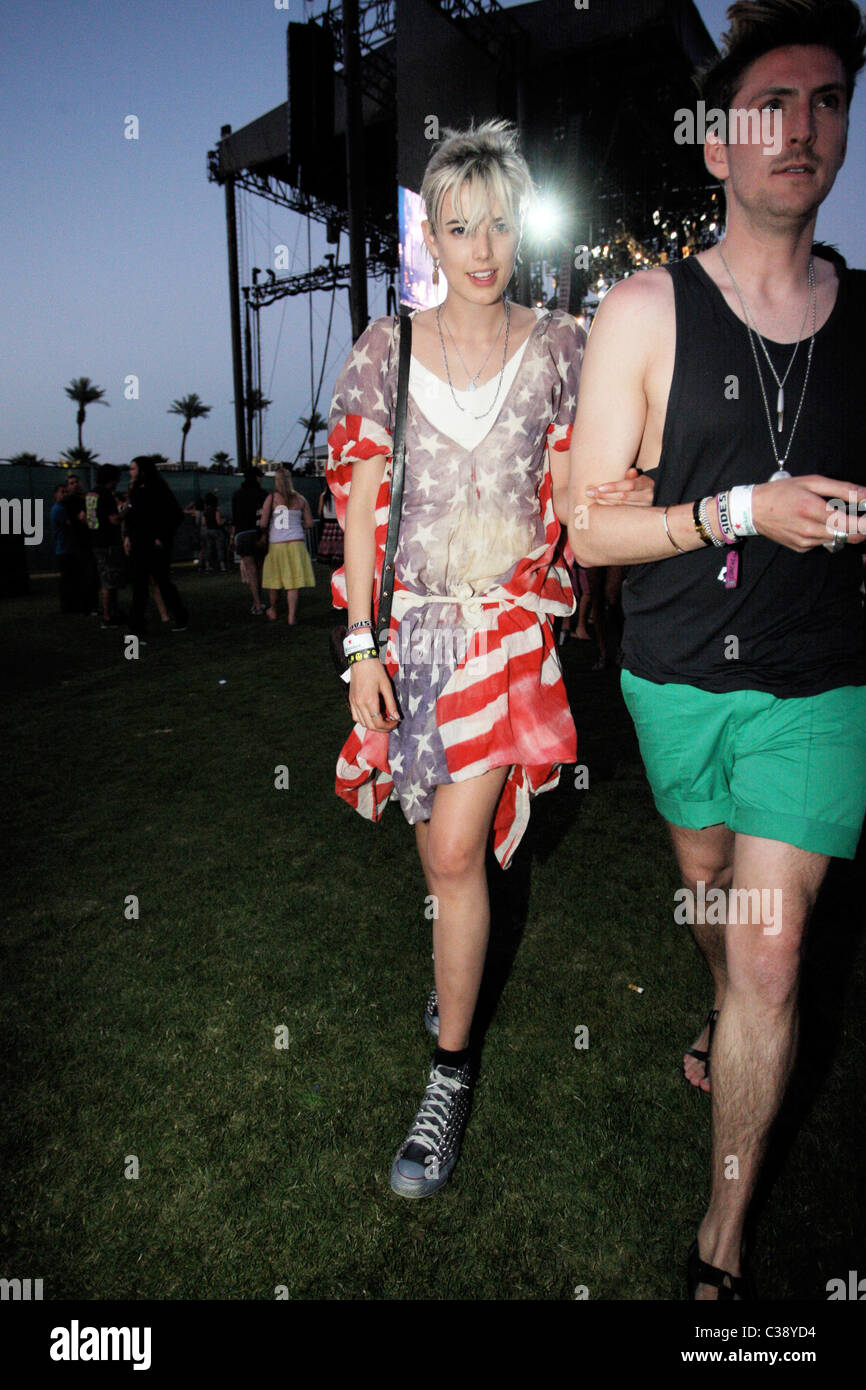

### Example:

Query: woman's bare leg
xmin=415 ymin=767 xmax=510 ymax=1051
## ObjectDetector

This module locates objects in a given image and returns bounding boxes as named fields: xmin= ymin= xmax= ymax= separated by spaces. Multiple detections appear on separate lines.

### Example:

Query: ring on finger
xmin=823 ymin=530 xmax=848 ymax=554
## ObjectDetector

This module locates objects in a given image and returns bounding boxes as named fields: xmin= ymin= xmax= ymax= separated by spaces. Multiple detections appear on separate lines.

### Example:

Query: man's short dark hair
xmin=699 ymin=0 xmax=866 ymax=112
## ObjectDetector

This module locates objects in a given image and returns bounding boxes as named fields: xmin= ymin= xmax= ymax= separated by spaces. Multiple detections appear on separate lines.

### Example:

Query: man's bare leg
xmin=694 ymin=834 xmax=829 ymax=1297
xmin=667 ymin=822 xmax=734 ymax=1092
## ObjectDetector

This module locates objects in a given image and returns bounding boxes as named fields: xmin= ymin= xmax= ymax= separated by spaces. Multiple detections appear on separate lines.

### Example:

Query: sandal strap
xmin=688 ymin=1240 xmax=750 ymax=1300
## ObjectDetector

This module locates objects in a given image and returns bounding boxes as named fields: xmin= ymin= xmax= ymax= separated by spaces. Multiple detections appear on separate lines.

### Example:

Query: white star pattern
xmin=408 ymin=692 xmax=424 ymax=715
xmin=499 ymin=407 xmax=526 ymax=438
xmin=389 ymin=751 xmax=404 ymax=775
xmin=403 ymin=781 xmax=424 ymax=812
xmin=414 ymin=730 xmax=434 ymax=757
xmin=417 ymin=431 xmax=449 ymax=458
xmin=415 ymin=467 xmax=436 ymax=496
xmin=412 ymin=521 xmax=437 ymax=548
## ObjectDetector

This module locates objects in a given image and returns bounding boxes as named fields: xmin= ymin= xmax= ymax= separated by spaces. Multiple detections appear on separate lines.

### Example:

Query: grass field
xmin=1 ymin=565 xmax=864 ymax=1301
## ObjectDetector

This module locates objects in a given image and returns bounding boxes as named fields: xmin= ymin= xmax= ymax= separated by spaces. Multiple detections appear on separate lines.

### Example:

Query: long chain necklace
xmin=441 ymin=309 xmax=505 ymax=391
xmin=435 ymin=297 xmax=511 ymax=420
xmin=717 ymin=245 xmax=816 ymax=481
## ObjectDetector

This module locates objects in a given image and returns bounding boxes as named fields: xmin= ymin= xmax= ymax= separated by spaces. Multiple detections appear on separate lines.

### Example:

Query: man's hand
xmin=752 ymin=476 xmax=866 ymax=552
xmin=349 ymin=658 xmax=400 ymax=731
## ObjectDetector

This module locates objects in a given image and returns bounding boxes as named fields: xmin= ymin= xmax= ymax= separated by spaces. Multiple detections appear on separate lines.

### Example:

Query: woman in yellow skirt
xmin=261 ymin=467 xmax=316 ymax=624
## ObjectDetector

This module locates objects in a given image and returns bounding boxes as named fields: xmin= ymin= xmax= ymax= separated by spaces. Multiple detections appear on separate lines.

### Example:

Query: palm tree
xmin=210 ymin=450 xmax=232 ymax=472
xmin=244 ymin=389 xmax=272 ymax=464
xmin=64 ymin=377 xmax=109 ymax=451
xmin=298 ymin=409 xmax=328 ymax=473
xmin=9 ymin=452 xmax=45 ymax=467
xmin=168 ymin=393 xmax=212 ymax=467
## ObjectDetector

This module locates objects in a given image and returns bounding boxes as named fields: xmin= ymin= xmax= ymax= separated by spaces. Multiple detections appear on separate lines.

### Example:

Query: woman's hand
xmin=585 ymin=467 xmax=655 ymax=506
xmin=349 ymin=657 xmax=400 ymax=731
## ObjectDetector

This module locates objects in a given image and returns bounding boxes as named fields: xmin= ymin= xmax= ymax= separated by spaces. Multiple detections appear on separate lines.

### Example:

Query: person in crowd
xmin=184 ymin=497 xmax=207 ymax=572
xmin=231 ymin=467 xmax=268 ymax=614
xmin=123 ymin=456 xmax=189 ymax=637
xmin=51 ymin=482 xmax=78 ymax=613
xmin=569 ymin=0 xmax=866 ymax=1299
xmin=261 ymin=467 xmax=316 ymax=624
xmin=91 ymin=464 xmax=124 ymax=627
xmin=64 ymin=474 xmax=98 ymax=614
xmin=316 ymin=479 xmax=344 ymax=568
xmin=328 ymin=120 xmax=649 ymax=1202
xmin=202 ymin=491 xmax=228 ymax=573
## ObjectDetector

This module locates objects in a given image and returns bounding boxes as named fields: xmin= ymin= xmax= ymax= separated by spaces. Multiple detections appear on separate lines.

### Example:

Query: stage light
xmin=525 ymin=195 xmax=563 ymax=244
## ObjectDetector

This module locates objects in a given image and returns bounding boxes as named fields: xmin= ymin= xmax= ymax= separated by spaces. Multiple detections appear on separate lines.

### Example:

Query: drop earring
xmin=432 ymin=258 xmax=440 ymax=286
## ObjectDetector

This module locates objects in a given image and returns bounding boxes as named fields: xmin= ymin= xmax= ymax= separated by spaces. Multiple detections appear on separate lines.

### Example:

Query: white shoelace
xmin=406 ymin=1068 xmax=466 ymax=1152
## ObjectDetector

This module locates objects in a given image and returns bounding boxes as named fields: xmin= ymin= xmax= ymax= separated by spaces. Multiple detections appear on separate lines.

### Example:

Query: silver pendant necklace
xmin=717 ymin=246 xmax=816 ymax=481
xmin=435 ymin=297 xmax=511 ymax=420
xmin=441 ymin=309 xmax=505 ymax=391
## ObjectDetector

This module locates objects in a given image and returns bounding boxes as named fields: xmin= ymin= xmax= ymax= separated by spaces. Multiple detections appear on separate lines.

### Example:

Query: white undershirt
xmin=408 ymin=308 xmax=543 ymax=452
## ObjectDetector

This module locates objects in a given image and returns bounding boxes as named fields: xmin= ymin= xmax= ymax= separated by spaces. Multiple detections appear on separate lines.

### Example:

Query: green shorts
xmin=620 ymin=671 xmax=866 ymax=860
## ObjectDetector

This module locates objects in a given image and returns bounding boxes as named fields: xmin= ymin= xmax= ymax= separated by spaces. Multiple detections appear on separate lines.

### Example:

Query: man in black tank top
xmin=568 ymin=0 xmax=866 ymax=1301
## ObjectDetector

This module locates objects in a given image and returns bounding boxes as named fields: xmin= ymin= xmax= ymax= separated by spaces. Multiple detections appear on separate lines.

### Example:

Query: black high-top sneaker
xmin=424 ymin=988 xmax=439 ymax=1037
xmin=389 ymin=1058 xmax=474 ymax=1198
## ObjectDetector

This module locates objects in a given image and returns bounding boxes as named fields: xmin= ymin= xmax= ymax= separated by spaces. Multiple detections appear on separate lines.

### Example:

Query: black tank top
xmin=621 ymin=255 xmax=866 ymax=696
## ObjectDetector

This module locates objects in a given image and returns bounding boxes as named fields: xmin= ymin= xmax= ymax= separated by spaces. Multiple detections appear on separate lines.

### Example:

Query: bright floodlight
xmin=525 ymin=196 xmax=562 ymax=243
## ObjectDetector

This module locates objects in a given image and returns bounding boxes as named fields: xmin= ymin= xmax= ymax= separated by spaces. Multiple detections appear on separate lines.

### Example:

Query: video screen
xmin=399 ymin=185 xmax=447 ymax=310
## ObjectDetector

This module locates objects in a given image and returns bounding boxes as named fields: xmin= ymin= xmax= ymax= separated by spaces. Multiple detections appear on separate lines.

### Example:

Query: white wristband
xmin=728 ymin=485 xmax=758 ymax=538
xmin=343 ymin=630 xmax=377 ymax=657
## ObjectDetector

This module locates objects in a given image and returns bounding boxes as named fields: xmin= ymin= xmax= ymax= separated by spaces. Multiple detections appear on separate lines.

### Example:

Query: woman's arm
xmin=301 ymin=498 xmax=315 ymax=529
xmin=344 ymin=456 xmax=399 ymax=730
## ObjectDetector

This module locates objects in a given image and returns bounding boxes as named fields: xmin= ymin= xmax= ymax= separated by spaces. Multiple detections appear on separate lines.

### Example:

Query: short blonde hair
xmin=421 ymin=119 xmax=534 ymax=238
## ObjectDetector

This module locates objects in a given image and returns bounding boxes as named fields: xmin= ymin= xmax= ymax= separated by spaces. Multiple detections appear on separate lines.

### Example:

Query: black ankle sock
xmin=434 ymin=1045 xmax=469 ymax=1069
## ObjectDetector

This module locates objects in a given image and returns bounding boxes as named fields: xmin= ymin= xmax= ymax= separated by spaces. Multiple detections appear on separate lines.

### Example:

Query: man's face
xmin=708 ymin=45 xmax=849 ymax=227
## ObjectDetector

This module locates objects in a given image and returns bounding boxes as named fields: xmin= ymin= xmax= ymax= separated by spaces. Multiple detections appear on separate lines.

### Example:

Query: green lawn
xmin=1 ymin=567 xmax=863 ymax=1300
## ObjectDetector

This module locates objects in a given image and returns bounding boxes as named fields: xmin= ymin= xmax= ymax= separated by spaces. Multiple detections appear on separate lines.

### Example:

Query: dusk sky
xmin=2 ymin=0 xmax=864 ymax=468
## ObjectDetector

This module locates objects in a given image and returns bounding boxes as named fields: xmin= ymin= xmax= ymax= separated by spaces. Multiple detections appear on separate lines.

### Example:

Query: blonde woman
xmin=260 ymin=467 xmax=316 ymax=624
xmin=329 ymin=120 xmax=651 ymax=1200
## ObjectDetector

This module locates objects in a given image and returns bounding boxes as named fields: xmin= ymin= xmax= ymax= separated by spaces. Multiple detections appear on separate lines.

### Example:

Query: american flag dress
xmin=327 ymin=309 xmax=583 ymax=869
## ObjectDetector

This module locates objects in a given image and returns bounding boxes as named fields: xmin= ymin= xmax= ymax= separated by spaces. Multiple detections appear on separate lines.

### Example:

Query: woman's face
xmin=423 ymin=185 xmax=518 ymax=307
xmin=129 ymin=460 xmax=139 ymax=482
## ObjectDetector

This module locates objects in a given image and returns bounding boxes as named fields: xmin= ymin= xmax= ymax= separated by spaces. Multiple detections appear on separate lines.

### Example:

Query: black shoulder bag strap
xmin=376 ymin=312 xmax=412 ymax=652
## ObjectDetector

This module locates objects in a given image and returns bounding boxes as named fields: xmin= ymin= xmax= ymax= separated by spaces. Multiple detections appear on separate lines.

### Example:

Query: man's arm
xmin=567 ymin=272 xmax=708 ymax=564
xmin=568 ymin=271 xmax=866 ymax=561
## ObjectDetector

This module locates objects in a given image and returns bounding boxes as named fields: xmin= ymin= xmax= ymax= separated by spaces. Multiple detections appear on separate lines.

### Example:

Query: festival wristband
xmin=728 ymin=484 xmax=758 ymax=538
xmin=347 ymin=647 xmax=379 ymax=665
xmin=346 ymin=619 xmax=373 ymax=633
xmin=716 ymin=491 xmax=739 ymax=544
xmin=343 ymin=631 xmax=377 ymax=657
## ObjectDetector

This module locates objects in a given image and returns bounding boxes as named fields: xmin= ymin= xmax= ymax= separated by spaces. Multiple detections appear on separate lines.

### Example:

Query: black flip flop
xmin=684 ymin=1007 xmax=720 ymax=1087
xmin=687 ymin=1239 xmax=756 ymax=1300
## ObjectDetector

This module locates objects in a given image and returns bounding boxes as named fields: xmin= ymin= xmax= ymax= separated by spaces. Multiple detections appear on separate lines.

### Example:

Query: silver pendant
xmin=466 ymin=381 xmax=476 ymax=393
xmin=776 ymin=385 xmax=784 ymax=434
xmin=768 ymin=468 xmax=791 ymax=481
